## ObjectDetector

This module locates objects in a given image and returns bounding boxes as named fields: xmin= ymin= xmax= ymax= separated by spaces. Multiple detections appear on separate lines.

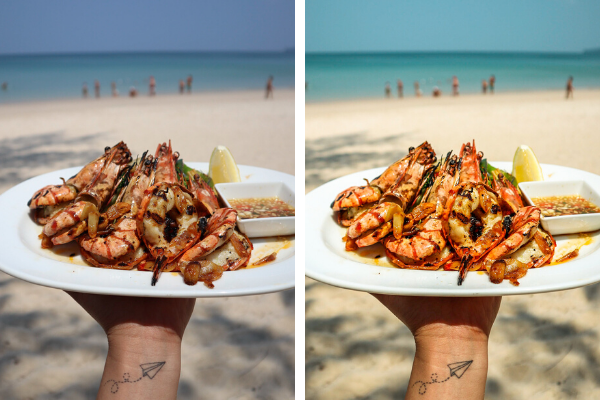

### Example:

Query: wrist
xmin=99 ymin=325 xmax=182 ymax=399
xmin=107 ymin=323 xmax=183 ymax=345
xmin=414 ymin=324 xmax=488 ymax=359
xmin=407 ymin=326 xmax=489 ymax=400
xmin=415 ymin=322 xmax=489 ymax=344
xmin=106 ymin=324 xmax=182 ymax=368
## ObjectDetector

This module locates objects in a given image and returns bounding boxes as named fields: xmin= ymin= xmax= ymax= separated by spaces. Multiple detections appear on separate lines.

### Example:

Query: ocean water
xmin=305 ymin=52 xmax=600 ymax=102
xmin=0 ymin=52 xmax=295 ymax=103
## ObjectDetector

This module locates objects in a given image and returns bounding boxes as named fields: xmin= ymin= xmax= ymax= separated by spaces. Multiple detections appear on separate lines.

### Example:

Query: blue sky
xmin=0 ymin=0 xmax=295 ymax=55
xmin=306 ymin=0 xmax=600 ymax=53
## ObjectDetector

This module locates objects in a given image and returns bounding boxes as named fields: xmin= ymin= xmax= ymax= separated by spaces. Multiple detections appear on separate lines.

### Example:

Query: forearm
xmin=97 ymin=326 xmax=182 ymax=400
xmin=405 ymin=327 xmax=489 ymax=400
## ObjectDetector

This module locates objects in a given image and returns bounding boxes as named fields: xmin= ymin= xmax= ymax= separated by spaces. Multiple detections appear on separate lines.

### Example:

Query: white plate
xmin=305 ymin=162 xmax=600 ymax=297
xmin=0 ymin=163 xmax=295 ymax=298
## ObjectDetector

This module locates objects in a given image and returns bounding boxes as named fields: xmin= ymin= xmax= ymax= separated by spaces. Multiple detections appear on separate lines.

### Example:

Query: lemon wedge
xmin=209 ymin=145 xmax=241 ymax=184
xmin=512 ymin=145 xmax=544 ymax=183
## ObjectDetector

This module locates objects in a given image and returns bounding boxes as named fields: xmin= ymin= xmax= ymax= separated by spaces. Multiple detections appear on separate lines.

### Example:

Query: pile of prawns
xmin=332 ymin=141 xmax=556 ymax=286
xmin=28 ymin=141 xmax=252 ymax=288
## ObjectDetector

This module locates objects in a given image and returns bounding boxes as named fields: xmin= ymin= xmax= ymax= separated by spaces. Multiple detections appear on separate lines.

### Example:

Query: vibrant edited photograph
xmin=305 ymin=1 xmax=600 ymax=399
xmin=0 ymin=1 xmax=295 ymax=398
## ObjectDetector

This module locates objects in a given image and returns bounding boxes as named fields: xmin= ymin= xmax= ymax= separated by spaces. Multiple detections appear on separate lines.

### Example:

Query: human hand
xmin=67 ymin=292 xmax=195 ymax=400
xmin=372 ymin=295 xmax=501 ymax=341
xmin=67 ymin=292 xmax=195 ymax=340
xmin=372 ymin=295 xmax=501 ymax=400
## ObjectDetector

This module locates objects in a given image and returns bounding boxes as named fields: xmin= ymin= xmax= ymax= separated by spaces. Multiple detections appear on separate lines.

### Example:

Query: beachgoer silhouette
xmin=111 ymin=82 xmax=118 ymax=97
xmin=566 ymin=76 xmax=574 ymax=99
xmin=385 ymin=82 xmax=391 ymax=98
xmin=186 ymin=75 xmax=193 ymax=93
xmin=433 ymin=87 xmax=441 ymax=97
xmin=397 ymin=79 xmax=403 ymax=98
xmin=414 ymin=81 xmax=422 ymax=97
xmin=179 ymin=80 xmax=185 ymax=94
xmin=266 ymin=76 xmax=274 ymax=99
xmin=482 ymin=79 xmax=488 ymax=94
xmin=489 ymin=75 xmax=495 ymax=94
xmin=82 ymin=83 xmax=88 ymax=99
xmin=129 ymin=87 xmax=138 ymax=97
xmin=452 ymin=76 xmax=459 ymax=96
xmin=1 ymin=82 xmax=7 ymax=91
xmin=149 ymin=76 xmax=156 ymax=96
xmin=94 ymin=80 xmax=100 ymax=98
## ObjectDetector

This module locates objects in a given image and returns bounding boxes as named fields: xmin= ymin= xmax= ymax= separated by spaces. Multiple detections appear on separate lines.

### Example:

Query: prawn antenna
xmin=457 ymin=254 xmax=473 ymax=286
xmin=151 ymin=256 xmax=166 ymax=286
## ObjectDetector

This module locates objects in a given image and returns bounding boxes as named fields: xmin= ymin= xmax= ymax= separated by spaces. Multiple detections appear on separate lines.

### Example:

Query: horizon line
xmin=306 ymin=49 xmax=599 ymax=56
xmin=0 ymin=49 xmax=296 ymax=57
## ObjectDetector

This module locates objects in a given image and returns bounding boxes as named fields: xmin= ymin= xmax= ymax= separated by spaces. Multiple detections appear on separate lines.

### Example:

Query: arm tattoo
xmin=412 ymin=360 xmax=473 ymax=395
xmin=104 ymin=361 xmax=166 ymax=394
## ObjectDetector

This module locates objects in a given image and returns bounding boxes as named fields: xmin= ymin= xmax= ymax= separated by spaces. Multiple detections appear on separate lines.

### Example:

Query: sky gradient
xmin=1 ymin=0 xmax=295 ymax=55
xmin=306 ymin=0 xmax=600 ymax=53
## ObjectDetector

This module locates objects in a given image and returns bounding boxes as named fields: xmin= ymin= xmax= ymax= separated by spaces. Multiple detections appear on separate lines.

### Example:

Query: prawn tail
xmin=457 ymin=254 xmax=473 ymax=286
xmin=151 ymin=255 xmax=166 ymax=286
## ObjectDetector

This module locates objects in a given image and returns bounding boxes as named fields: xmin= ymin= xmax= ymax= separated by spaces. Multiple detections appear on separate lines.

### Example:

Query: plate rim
xmin=0 ymin=163 xmax=295 ymax=298
xmin=305 ymin=162 xmax=600 ymax=297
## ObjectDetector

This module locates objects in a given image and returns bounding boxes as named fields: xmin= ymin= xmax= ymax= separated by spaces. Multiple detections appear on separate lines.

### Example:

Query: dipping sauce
xmin=531 ymin=195 xmax=600 ymax=217
xmin=228 ymin=197 xmax=295 ymax=219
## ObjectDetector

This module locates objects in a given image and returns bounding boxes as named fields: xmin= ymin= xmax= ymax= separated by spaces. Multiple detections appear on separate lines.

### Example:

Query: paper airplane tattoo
xmin=104 ymin=362 xmax=166 ymax=394
xmin=412 ymin=360 xmax=473 ymax=395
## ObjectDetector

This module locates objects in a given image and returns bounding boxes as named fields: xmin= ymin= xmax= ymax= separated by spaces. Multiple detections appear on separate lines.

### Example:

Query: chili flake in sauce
xmin=531 ymin=195 xmax=600 ymax=217
xmin=229 ymin=197 xmax=295 ymax=219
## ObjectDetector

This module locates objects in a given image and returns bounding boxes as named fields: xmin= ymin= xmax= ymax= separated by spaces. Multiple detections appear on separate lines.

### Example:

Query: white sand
xmin=306 ymin=89 xmax=600 ymax=399
xmin=0 ymin=89 xmax=294 ymax=399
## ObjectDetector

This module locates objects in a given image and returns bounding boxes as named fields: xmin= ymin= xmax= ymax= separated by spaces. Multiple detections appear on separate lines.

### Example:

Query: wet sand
xmin=0 ymin=89 xmax=294 ymax=399
xmin=306 ymin=89 xmax=600 ymax=399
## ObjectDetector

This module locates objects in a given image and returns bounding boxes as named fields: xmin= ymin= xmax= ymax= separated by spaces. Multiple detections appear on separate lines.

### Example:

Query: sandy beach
xmin=306 ymin=89 xmax=600 ymax=399
xmin=0 ymin=89 xmax=294 ymax=399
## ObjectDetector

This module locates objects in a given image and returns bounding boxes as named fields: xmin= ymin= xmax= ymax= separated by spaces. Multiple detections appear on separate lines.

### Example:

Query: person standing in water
xmin=482 ymin=79 xmax=488 ymax=94
xmin=149 ymin=76 xmax=156 ymax=96
xmin=82 ymin=83 xmax=88 ymax=98
xmin=452 ymin=76 xmax=459 ymax=96
xmin=385 ymin=82 xmax=391 ymax=98
xmin=179 ymin=80 xmax=185 ymax=94
xmin=489 ymin=75 xmax=495 ymax=94
xmin=186 ymin=75 xmax=193 ymax=93
xmin=397 ymin=79 xmax=403 ymax=98
xmin=566 ymin=76 xmax=574 ymax=99
xmin=94 ymin=80 xmax=100 ymax=98
xmin=265 ymin=75 xmax=274 ymax=99
xmin=111 ymin=82 xmax=118 ymax=97
xmin=414 ymin=81 xmax=422 ymax=97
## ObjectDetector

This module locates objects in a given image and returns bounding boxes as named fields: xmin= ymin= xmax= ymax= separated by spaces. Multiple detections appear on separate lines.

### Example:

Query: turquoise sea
xmin=0 ymin=52 xmax=295 ymax=103
xmin=305 ymin=52 xmax=600 ymax=102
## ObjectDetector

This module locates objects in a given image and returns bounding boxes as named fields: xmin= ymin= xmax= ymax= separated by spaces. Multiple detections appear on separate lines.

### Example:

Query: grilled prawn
xmin=442 ymin=141 xmax=505 ymax=285
xmin=29 ymin=143 xmax=126 ymax=224
xmin=41 ymin=142 xmax=131 ymax=246
xmin=385 ymin=153 xmax=460 ymax=269
xmin=345 ymin=142 xmax=436 ymax=249
xmin=79 ymin=152 xmax=155 ymax=269
xmin=137 ymin=141 xmax=201 ymax=285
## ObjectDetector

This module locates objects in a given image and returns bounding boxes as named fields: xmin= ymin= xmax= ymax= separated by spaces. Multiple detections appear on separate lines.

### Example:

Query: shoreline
xmin=0 ymin=87 xmax=295 ymax=107
xmin=305 ymin=87 xmax=599 ymax=105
